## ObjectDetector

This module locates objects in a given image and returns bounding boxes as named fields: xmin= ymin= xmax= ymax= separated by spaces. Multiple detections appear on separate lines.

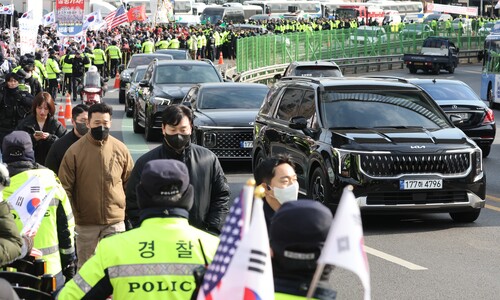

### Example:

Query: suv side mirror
xmin=289 ymin=116 xmax=307 ymax=130
xmin=274 ymin=74 xmax=282 ymax=80
xmin=139 ymin=80 xmax=149 ymax=87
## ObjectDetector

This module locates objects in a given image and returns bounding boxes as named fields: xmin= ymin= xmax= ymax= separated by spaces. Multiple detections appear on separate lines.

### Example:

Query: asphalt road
xmin=75 ymin=62 xmax=499 ymax=300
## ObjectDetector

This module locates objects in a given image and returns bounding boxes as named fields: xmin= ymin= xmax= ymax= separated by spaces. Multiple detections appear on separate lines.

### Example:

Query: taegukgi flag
xmin=317 ymin=185 xmax=371 ymax=300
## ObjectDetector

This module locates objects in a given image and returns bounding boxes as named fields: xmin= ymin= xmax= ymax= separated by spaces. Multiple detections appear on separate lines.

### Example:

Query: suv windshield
xmin=155 ymin=64 xmax=221 ymax=84
xmin=295 ymin=66 xmax=342 ymax=77
xmin=199 ymin=86 xmax=269 ymax=109
xmin=320 ymin=90 xmax=451 ymax=129
xmin=128 ymin=56 xmax=172 ymax=69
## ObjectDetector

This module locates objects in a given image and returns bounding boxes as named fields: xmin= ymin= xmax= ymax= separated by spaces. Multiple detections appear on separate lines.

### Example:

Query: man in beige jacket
xmin=59 ymin=103 xmax=133 ymax=268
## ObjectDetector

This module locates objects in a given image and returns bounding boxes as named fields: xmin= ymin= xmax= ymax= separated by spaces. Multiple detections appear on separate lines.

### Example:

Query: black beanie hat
xmin=2 ymin=131 xmax=35 ymax=164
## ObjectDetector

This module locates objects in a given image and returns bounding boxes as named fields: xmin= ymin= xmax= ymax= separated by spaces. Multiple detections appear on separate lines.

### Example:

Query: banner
xmin=56 ymin=0 xmax=84 ymax=37
xmin=128 ymin=5 xmax=147 ymax=22
xmin=18 ymin=17 xmax=38 ymax=55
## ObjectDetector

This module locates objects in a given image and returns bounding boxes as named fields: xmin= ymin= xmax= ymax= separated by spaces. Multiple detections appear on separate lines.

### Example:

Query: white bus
xmin=365 ymin=0 xmax=424 ymax=15
xmin=243 ymin=0 xmax=323 ymax=19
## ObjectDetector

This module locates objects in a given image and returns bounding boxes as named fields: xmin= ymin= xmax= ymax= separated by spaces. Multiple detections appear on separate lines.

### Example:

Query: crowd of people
xmin=0 ymin=18 xmax=339 ymax=298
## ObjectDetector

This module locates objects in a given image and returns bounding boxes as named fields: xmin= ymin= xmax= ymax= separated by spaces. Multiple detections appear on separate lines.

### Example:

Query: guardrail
xmin=227 ymin=49 xmax=481 ymax=84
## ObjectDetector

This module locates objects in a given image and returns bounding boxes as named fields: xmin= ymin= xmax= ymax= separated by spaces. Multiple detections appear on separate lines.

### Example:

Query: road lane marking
xmin=364 ymin=246 xmax=428 ymax=270
xmin=486 ymin=204 xmax=500 ymax=212
xmin=486 ymin=195 xmax=500 ymax=203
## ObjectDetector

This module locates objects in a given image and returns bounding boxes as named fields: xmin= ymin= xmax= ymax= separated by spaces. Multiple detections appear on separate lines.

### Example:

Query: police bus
xmin=480 ymin=23 xmax=500 ymax=108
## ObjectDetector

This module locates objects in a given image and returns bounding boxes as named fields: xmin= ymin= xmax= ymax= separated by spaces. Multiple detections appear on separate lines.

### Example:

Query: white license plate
xmin=240 ymin=141 xmax=253 ymax=148
xmin=447 ymin=112 xmax=470 ymax=120
xmin=400 ymin=179 xmax=442 ymax=190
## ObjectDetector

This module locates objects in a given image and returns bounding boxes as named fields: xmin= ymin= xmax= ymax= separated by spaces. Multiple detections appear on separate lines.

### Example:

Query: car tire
xmin=480 ymin=145 xmax=491 ymax=158
xmin=126 ymin=107 xmax=133 ymax=118
xmin=449 ymin=209 xmax=481 ymax=223
xmin=487 ymin=84 xmax=496 ymax=109
xmin=133 ymin=107 xmax=144 ymax=134
xmin=144 ymin=113 xmax=158 ymax=142
xmin=308 ymin=167 xmax=333 ymax=205
xmin=409 ymin=67 xmax=417 ymax=74
xmin=433 ymin=65 xmax=440 ymax=75
xmin=253 ymin=150 xmax=267 ymax=172
xmin=448 ymin=65 xmax=455 ymax=74
xmin=119 ymin=89 xmax=125 ymax=104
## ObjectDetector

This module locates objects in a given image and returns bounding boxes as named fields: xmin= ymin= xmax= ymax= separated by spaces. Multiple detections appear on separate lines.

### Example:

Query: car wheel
xmin=133 ymin=106 xmax=144 ymax=134
xmin=487 ymin=84 xmax=496 ymax=109
xmin=449 ymin=209 xmax=481 ymax=223
xmin=119 ymin=89 xmax=126 ymax=104
xmin=308 ymin=167 xmax=333 ymax=205
xmin=409 ymin=67 xmax=417 ymax=74
xmin=480 ymin=145 xmax=491 ymax=158
xmin=144 ymin=113 xmax=158 ymax=142
xmin=253 ymin=150 xmax=267 ymax=172
xmin=448 ymin=65 xmax=455 ymax=74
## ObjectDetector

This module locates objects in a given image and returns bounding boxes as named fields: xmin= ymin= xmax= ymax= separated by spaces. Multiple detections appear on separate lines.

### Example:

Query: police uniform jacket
xmin=3 ymin=163 xmax=76 ymax=276
xmin=58 ymin=133 xmax=134 ymax=226
xmin=16 ymin=115 xmax=67 ymax=165
xmin=56 ymin=217 xmax=219 ymax=300
xmin=125 ymin=141 xmax=230 ymax=233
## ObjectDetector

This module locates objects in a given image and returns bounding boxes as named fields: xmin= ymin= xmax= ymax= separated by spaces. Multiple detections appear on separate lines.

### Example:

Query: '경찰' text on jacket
xmin=58 ymin=133 xmax=134 ymax=226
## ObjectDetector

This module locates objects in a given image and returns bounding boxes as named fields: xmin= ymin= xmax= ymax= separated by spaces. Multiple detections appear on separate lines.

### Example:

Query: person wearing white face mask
xmin=254 ymin=154 xmax=299 ymax=231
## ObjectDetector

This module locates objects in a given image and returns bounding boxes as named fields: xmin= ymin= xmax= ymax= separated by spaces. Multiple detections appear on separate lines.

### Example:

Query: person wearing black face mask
xmin=59 ymin=103 xmax=134 ymax=269
xmin=126 ymin=104 xmax=230 ymax=235
xmin=45 ymin=104 xmax=89 ymax=175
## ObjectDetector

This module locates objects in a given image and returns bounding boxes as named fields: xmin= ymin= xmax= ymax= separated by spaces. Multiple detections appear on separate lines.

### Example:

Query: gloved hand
xmin=0 ymin=163 xmax=10 ymax=192
xmin=61 ymin=253 xmax=77 ymax=282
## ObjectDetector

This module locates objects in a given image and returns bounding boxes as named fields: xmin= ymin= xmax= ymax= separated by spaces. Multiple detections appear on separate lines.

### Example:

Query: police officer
xmin=92 ymin=43 xmax=107 ymax=78
xmin=105 ymin=40 xmax=122 ymax=77
xmin=270 ymin=201 xmax=336 ymax=299
xmin=64 ymin=50 xmax=90 ymax=102
xmin=141 ymin=38 xmax=155 ymax=54
xmin=45 ymin=49 xmax=61 ymax=101
xmin=57 ymin=159 xmax=220 ymax=299
xmin=2 ymin=131 xmax=76 ymax=287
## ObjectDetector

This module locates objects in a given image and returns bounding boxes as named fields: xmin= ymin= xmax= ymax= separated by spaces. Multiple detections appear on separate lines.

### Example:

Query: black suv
xmin=133 ymin=59 xmax=224 ymax=141
xmin=253 ymin=77 xmax=486 ymax=222
xmin=275 ymin=61 xmax=343 ymax=80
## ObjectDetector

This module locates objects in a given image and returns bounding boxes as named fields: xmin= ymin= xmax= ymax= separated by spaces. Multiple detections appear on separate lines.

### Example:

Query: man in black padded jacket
xmin=125 ymin=105 xmax=230 ymax=234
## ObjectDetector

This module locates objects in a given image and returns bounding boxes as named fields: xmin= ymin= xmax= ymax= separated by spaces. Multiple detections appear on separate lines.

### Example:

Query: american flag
xmin=198 ymin=186 xmax=248 ymax=299
xmin=104 ymin=5 xmax=128 ymax=31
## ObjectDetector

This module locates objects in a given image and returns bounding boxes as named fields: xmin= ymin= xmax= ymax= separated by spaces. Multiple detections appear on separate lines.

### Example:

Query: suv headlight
xmin=332 ymin=148 xmax=352 ymax=177
xmin=474 ymin=148 xmax=483 ymax=180
xmin=152 ymin=97 xmax=171 ymax=106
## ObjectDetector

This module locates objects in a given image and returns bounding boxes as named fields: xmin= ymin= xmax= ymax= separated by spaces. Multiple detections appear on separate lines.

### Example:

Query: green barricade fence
xmin=236 ymin=25 xmax=487 ymax=73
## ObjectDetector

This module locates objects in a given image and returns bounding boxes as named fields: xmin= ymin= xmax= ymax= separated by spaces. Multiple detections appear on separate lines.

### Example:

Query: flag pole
xmin=243 ymin=178 xmax=256 ymax=232
xmin=306 ymin=263 xmax=325 ymax=299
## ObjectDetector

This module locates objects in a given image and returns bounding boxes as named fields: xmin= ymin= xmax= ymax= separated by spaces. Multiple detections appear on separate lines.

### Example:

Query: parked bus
xmin=480 ymin=25 xmax=500 ymax=108
xmin=243 ymin=0 xmax=323 ymax=19
xmin=365 ymin=0 xmax=424 ymax=15
xmin=335 ymin=5 xmax=385 ymax=25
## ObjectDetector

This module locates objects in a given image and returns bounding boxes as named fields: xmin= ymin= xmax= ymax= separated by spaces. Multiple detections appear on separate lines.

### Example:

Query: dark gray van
xmin=201 ymin=6 xmax=245 ymax=24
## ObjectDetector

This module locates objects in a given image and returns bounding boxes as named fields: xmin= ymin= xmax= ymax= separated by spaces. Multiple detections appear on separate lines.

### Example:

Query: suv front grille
xmin=367 ymin=191 xmax=468 ymax=205
xmin=360 ymin=153 xmax=470 ymax=177
xmin=204 ymin=130 xmax=253 ymax=159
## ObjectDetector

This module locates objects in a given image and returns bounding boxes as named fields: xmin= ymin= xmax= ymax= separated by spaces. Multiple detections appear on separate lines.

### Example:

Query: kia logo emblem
xmin=410 ymin=145 xmax=425 ymax=149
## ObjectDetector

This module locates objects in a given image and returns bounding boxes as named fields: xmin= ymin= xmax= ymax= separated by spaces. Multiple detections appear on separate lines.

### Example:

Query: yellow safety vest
xmin=3 ymin=169 xmax=75 ymax=276
xmin=93 ymin=49 xmax=106 ymax=65
xmin=45 ymin=58 xmax=61 ymax=79
xmin=57 ymin=218 xmax=219 ymax=300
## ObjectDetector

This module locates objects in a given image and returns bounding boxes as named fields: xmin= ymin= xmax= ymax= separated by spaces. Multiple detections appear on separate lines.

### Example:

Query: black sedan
xmin=125 ymin=65 xmax=147 ymax=117
xmin=183 ymin=83 xmax=269 ymax=160
xmin=410 ymin=79 xmax=496 ymax=157
xmin=118 ymin=53 xmax=173 ymax=103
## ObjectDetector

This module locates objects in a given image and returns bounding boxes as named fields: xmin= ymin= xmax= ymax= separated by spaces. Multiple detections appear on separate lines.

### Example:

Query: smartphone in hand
xmin=34 ymin=131 xmax=43 ymax=137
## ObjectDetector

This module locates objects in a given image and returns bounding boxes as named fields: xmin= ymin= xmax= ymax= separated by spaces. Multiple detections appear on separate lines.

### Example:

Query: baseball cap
xmin=270 ymin=200 xmax=333 ymax=260
xmin=2 ymin=131 xmax=35 ymax=164
xmin=136 ymin=159 xmax=193 ymax=211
